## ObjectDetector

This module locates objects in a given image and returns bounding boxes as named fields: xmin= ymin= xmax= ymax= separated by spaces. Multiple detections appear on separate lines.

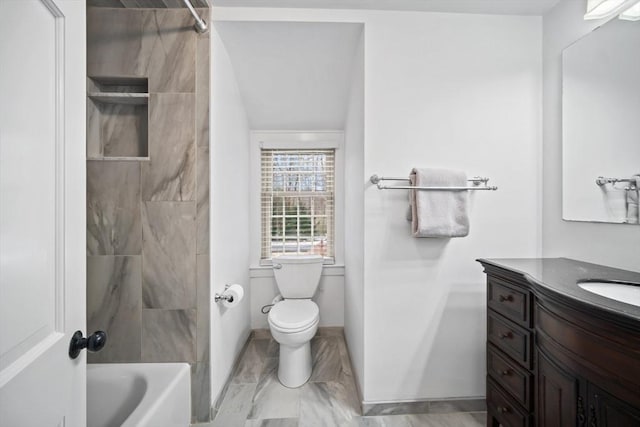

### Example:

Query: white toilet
xmin=268 ymin=254 xmax=323 ymax=388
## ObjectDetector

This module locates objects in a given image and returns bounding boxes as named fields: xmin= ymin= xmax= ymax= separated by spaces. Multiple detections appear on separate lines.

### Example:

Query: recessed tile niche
xmin=87 ymin=76 xmax=149 ymax=160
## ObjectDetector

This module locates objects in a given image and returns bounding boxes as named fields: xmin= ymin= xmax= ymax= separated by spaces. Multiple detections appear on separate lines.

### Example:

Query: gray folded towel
xmin=408 ymin=168 xmax=469 ymax=238
xmin=626 ymin=174 xmax=640 ymax=224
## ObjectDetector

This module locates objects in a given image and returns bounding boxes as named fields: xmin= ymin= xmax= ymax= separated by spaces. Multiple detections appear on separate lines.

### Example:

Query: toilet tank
xmin=272 ymin=254 xmax=323 ymax=299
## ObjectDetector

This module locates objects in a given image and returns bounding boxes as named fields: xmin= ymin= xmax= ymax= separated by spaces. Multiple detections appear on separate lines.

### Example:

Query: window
xmin=261 ymin=149 xmax=335 ymax=262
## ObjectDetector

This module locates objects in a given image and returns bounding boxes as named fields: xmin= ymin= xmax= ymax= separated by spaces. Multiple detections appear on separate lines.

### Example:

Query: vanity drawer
xmin=488 ymin=276 xmax=532 ymax=328
xmin=487 ymin=377 xmax=531 ymax=427
xmin=488 ymin=311 xmax=532 ymax=369
xmin=487 ymin=344 xmax=532 ymax=410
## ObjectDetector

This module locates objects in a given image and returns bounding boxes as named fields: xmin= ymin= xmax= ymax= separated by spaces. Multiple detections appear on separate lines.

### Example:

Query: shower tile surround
xmin=207 ymin=330 xmax=486 ymax=427
xmin=86 ymin=6 xmax=212 ymax=423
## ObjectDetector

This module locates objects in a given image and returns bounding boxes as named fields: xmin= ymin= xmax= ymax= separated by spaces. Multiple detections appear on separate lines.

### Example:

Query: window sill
xmin=249 ymin=264 xmax=345 ymax=278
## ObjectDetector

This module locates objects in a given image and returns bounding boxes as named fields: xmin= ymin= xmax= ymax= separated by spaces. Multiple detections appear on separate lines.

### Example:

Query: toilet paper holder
xmin=214 ymin=285 xmax=234 ymax=303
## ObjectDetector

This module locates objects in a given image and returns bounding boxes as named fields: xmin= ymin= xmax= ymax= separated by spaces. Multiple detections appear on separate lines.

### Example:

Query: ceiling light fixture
xmin=620 ymin=0 xmax=640 ymax=20
xmin=584 ymin=0 xmax=637 ymax=19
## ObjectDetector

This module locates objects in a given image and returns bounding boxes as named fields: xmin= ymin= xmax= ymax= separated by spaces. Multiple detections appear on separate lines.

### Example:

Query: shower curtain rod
xmin=182 ymin=0 xmax=208 ymax=34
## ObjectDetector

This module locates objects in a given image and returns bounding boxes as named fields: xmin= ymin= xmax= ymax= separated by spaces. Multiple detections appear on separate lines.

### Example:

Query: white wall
xmin=361 ymin=11 xmax=541 ymax=403
xmin=210 ymin=25 xmax=252 ymax=404
xmin=215 ymin=7 xmax=542 ymax=404
xmin=343 ymin=30 xmax=366 ymax=397
xmin=543 ymin=0 xmax=640 ymax=271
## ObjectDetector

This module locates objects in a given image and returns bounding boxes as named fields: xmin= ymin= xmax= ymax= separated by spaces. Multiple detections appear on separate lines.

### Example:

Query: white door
xmin=0 ymin=1 xmax=86 ymax=426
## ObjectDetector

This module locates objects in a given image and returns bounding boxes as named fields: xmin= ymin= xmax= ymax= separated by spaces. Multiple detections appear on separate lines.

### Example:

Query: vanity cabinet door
xmin=590 ymin=384 xmax=640 ymax=427
xmin=536 ymin=351 xmax=580 ymax=427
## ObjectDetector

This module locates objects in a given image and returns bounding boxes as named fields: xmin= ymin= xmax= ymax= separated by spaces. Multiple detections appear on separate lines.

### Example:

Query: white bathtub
xmin=87 ymin=363 xmax=191 ymax=427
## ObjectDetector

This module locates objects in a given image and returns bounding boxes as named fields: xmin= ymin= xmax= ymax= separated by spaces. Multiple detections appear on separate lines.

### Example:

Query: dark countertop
xmin=477 ymin=257 xmax=640 ymax=323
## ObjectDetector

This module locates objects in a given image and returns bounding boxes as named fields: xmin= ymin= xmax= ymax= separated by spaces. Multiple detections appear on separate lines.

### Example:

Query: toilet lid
xmin=269 ymin=300 xmax=319 ymax=331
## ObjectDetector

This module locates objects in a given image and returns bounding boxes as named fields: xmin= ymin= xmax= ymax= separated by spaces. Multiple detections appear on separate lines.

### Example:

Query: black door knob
xmin=69 ymin=330 xmax=107 ymax=359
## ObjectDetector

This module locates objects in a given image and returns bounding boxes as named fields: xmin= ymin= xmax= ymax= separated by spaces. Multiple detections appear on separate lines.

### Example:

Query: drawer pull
xmin=498 ymin=406 xmax=510 ymax=414
xmin=498 ymin=294 xmax=514 ymax=302
xmin=499 ymin=331 xmax=513 ymax=340
xmin=499 ymin=369 xmax=512 ymax=376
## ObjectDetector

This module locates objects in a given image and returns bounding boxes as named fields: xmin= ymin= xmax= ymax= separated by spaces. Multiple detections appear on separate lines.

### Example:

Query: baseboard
xmin=361 ymin=397 xmax=486 ymax=416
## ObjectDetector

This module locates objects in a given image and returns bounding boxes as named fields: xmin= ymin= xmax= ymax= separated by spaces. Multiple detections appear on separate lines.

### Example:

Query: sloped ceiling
xmin=211 ymin=0 xmax=561 ymax=16
xmin=216 ymin=22 xmax=363 ymax=130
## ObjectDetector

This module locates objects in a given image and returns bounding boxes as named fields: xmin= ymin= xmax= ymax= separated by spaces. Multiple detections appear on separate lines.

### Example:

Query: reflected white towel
xmin=603 ymin=186 xmax=627 ymax=221
xmin=626 ymin=174 xmax=640 ymax=224
xmin=409 ymin=168 xmax=469 ymax=238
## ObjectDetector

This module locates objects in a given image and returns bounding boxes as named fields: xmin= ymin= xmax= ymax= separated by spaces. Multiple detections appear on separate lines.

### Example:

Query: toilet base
xmin=277 ymin=342 xmax=312 ymax=388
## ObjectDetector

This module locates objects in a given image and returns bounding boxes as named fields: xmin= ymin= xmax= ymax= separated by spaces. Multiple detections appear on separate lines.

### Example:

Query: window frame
xmin=250 ymin=131 xmax=344 ymax=267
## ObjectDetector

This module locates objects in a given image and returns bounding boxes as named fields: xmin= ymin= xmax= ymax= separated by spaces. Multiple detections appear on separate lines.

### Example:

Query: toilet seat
xmin=268 ymin=300 xmax=319 ymax=332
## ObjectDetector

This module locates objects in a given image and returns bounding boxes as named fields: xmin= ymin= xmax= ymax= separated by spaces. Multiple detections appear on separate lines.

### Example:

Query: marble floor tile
xmin=87 ymin=161 xmax=141 ymax=256
xmin=87 ymin=255 xmax=142 ymax=362
xmin=336 ymin=336 xmax=354 ymax=377
xmin=211 ymin=331 xmax=487 ymax=427
xmin=316 ymin=327 xmax=345 ymax=337
xmin=347 ymin=413 xmax=485 ymax=427
xmin=404 ymin=413 xmax=485 ymax=427
xmin=245 ymin=419 xmax=299 ymax=427
xmin=141 ymin=308 xmax=196 ymax=362
xmin=258 ymin=340 xmax=281 ymax=360
xmin=309 ymin=337 xmax=344 ymax=382
xmin=468 ymin=412 xmax=486 ymax=425
xmin=346 ymin=416 xmax=411 ymax=427
xmin=252 ymin=329 xmax=272 ymax=340
xmin=247 ymin=358 xmax=301 ymax=420
xmin=299 ymin=381 xmax=360 ymax=427
xmin=252 ymin=339 xmax=279 ymax=360
xmin=142 ymin=93 xmax=196 ymax=202
xmin=142 ymin=201 xmax=196 ymax=309
xmin=266 ymin=340 xmax=280 ymax=358
xmin=213 ymin=384 xmax=257 ymax=427
xmin=231 ymin=340 xmax=270 ymax=384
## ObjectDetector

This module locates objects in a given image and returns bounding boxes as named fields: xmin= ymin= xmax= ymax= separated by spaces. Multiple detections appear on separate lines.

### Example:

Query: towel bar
xmin=370 ymin=174 xmax=498 ymax=191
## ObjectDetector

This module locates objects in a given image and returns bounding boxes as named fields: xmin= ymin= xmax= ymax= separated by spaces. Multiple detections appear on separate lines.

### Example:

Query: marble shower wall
xmin=86 ymin=7 xmax=211 ymax=423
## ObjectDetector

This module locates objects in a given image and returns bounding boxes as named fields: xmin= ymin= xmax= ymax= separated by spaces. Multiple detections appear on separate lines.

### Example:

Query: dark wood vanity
xmin=478 ymin=258 xmax=640 ymax=427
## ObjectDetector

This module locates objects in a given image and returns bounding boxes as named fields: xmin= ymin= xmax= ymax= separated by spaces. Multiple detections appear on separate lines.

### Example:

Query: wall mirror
xmin=563 ymin=17 xmax=640 ymax=223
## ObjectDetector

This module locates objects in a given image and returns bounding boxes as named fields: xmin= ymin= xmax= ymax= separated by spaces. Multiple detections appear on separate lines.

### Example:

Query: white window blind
xmin=261 ymin=149 xmax=335 ymax=262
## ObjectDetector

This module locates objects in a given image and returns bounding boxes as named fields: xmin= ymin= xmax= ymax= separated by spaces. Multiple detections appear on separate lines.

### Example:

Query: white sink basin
xmin=577 ymin=281 xmax=640 ymax=307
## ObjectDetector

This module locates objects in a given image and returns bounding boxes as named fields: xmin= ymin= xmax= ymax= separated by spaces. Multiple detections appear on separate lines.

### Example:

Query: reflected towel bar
xmin=596 ymin=176 xmax=638 ymax=191
xmin=370 ymin=174 xmax=498 ymax=191
xmin=596 ymin=176 xmax=636 ymax=187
